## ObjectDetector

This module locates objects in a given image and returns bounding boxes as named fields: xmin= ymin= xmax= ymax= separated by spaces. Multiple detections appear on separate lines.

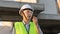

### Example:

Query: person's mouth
xmin=29 ymin=15 xmax=31 ymax=17
xmin=27 ymin=16 xmax=31 ymax=18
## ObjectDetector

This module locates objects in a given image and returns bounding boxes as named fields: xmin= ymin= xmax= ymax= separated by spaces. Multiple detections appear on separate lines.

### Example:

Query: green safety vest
xmin=14 ymin=22 xmax=38 ymax=34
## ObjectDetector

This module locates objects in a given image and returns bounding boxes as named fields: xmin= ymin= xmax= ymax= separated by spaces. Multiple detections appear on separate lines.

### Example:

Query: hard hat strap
xmin=22 ymin=12 xmax=28 ymax=20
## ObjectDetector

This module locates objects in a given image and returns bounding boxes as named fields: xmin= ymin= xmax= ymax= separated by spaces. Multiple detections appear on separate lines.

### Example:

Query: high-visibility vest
xmin=14 ymin=22 xmax=38 ymax=34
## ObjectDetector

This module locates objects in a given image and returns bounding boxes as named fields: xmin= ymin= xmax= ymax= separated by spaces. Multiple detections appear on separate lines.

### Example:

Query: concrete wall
xmin=39 ymin=0 xmax=58 ymax=14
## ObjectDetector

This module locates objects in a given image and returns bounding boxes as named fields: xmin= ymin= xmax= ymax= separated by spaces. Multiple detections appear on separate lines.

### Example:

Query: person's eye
xmin=31 ymin=12 xmax=33 ymax=13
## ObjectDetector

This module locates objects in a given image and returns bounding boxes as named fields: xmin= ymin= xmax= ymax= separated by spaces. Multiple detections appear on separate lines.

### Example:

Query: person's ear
xmin=19 ymin=10 xmax=23 ymax=16
xmin=20 ymin=12 xmax=23 ymax=16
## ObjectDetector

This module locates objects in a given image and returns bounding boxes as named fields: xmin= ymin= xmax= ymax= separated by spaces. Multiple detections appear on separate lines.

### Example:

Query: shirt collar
xmin=22 ymin=21 xmax=30 ymax=25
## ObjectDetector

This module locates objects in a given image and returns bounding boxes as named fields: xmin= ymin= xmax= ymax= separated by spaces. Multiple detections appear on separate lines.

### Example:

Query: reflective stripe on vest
xmin=14 ymin=22 xmax=38 ymax=34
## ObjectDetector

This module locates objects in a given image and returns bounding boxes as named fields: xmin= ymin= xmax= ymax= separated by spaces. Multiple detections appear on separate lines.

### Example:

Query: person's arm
xmin=32 ymin=16 xmax=43 ymax=34
xmin=37 ymin=24 xmax=43 ymax=34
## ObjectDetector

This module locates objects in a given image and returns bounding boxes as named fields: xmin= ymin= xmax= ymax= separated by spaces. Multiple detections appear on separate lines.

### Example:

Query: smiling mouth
xmin=29 ymin=15 xmax=31 ymax=17
xmin=27 ymin=16 xmax=31 ymax=19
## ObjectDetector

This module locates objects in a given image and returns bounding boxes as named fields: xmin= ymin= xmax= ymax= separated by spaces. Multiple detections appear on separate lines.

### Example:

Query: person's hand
xmin=32 ymin=16 xmax=38 ymax=25
xmin=32 ymin=16 xmax=40 ymax=34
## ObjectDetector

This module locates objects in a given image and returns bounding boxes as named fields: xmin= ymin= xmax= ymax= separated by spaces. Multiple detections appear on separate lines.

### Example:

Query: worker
xmin=14 ymin=4 xmax=43 ymax=34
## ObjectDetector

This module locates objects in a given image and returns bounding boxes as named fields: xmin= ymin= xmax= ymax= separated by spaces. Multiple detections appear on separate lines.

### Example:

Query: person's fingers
xmin=32 ymin=16 xmax=38 ymax=24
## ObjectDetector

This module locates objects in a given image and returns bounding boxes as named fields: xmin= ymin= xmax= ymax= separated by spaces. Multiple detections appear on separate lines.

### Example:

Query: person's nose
xmin=29 ymin=12 xmax=32 ymax=15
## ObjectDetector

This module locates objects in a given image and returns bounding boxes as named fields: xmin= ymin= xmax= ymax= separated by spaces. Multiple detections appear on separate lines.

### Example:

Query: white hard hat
xmin=19 ymin=4 xmax=34 ymax=14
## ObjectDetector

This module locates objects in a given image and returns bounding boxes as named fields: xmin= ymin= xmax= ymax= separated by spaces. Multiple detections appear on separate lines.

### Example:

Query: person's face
xmin=23 ymin=10 xmax=33 ymax=20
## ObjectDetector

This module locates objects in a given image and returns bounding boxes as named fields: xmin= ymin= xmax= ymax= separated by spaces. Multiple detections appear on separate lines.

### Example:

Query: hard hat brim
xmin=19 ymin=8 xmax=33 ymax=14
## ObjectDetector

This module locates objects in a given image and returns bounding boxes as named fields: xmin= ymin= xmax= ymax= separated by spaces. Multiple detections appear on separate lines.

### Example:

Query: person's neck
xmin=23 ymin=18 xmax=30 ymax=24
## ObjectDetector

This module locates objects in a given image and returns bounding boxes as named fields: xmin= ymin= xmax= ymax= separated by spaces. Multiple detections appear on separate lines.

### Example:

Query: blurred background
xmin=0 ymin=0 xmax=60 ymax=34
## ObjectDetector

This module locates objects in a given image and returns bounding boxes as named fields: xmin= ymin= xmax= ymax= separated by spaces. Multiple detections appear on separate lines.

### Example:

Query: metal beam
xmin=38 ymin=13 xmax=60 ymax=20
xmin=0 ymin=1 xmax=44 ymax=11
